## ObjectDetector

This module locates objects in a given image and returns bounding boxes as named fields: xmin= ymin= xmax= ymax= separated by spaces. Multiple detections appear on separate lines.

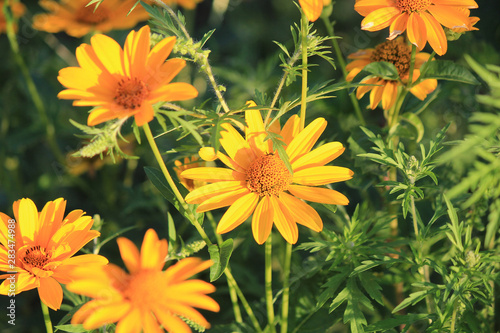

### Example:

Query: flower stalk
xmin=265 ymin=236 xmax=276 ymax=333
xmin=280 ymin=242 xmax=293 ymax=333
xmin=40 ymin=300 xmax=53 ymax=333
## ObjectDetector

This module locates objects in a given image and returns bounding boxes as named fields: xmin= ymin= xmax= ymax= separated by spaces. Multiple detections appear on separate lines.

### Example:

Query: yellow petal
xmin=216 ymin=193 xmax=259 ymax=234
xmin=155 ymin=307 xmax=191 ymax=333
xmin=252 ymin=195 xmax=274 ymax=245
xmin=291 ymin=142 xmax=345 ymax=171
xmin=140 ymin=229 xmax=167 ymax=270
xmin=286 ymin=117 xmax=327 ymax=162
xmin=279 ymin=192 xmax=323 ymax=232
xmin=115 ymin=307 xmax=142 ymax=333
xmin=271 ymin=196 xmax=298 ymax=244
xmin=117 ymin=237 xmax=140 ymax=274
xmin=388 ymin=12 xmax=409 ymax=39
xmin=280 ymin=115 xmax=300 ymax=146
xmin=288 ymin=184 xmax=349 ymax=205
xmin=369 ymin=83 xmax=385 ymax=109
xmin=38 ymin=277 xmax=63 ymax=310
xmin=421 ymin=12 xmax=448 ymax=55
xmin=181 ymin=167 xmax=245 ymax=182
xmin=361 ymin=7 xmax=401 ymax=31
xmin=381 ymin=80 xmax=398 ymax=110
xmin=83 ymin=301 xmax=132 ymax=329
xmin=355 ymin=0 xmax=395 ymax=16
xmin=299 ymin=0 xmax=323 ymax=22
xmin=219 ymin=123 xmax=256 ymax=169
xmin=124 ymin=26 xmax=150 ymax=77
xmin=427 ymin=5 xmax=470 ymax=30
xmin=245 ymin=102 xmax=270 ymax=155
xmin=90 ymin=34 xmax=125 ymax=76
xmin=185 ymin=181 xmax=246 ymax=204
xmin=17 ymin=198 xmax=38 ymax=242
xmin=196 ymin=187 xmax=250 ymax=213
xmin=147 ymin=36 xmax=176 ymax=70
xmin=293 ymin=166 xmax=354 ymax=185
xmin=407 ymin=13 xmax=427 ymax=50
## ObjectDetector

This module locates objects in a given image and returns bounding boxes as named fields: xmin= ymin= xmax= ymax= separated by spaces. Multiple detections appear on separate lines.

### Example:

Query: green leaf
xmin=392 ymin=290 xmax=429 ymax=313
xmin=400 ymin=112 xmax=424 ymax=143
xmin=357 ymin=61 xmax=400 ymax=81
xmin=359 ymin=272 xmax=384 ymax=306
xmin=144 ymin=166 xmax=185 ymax=214
xmin=365 ymin=313 xmax=431 ymax=332
xmin=208 ymin=239 xmax=234 ymax=282
xmin=420 ymin=60 xmax=479 ymax=85
xmin=54 ymin=324 xmax=88 ymax=333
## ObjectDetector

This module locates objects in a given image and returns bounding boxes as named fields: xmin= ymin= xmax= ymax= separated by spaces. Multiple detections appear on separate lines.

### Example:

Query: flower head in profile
xmin=0 ymin=198 xmax=107 ymax=310
xmin=57 ymin=25 xmax=198 ymax=127
xmin=32 ymin=0 xmax=150 ymax=38
xmin=346 ymin=37 xmax=437 ymax=110
xmin=354 ymin=0 xmax=479 ymax=55
xmin=182 ymin=105 xmax=353 ymax=245
xmin=174 ymin=156 xmax=207 ymax=192
xmin=0 ymin=0 xmax=26 ymax=34
xmin=67 ymin=229 xmax=219 ymax=332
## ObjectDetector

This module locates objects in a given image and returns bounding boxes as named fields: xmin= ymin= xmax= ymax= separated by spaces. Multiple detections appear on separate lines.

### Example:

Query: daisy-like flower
xmin=0 ymin=198 xmax=107 ymax=310
xmin=0 ymin=0 xmax=26 ymax=34
xmin=149 ymin=0 xmax=204 ymax=10
xmin=181 ymin=107 xmax=354 ymax=245
xmin=32 ymin=0 xmax=150 ymax=38
xmin=354 ymin=0 xmax=479 ymax=55
xmin=57 ymin=25 xmax=198 ymax=127
xmin=299 ymin=0 xmax=323 ymax=22
xmin=174 ymin=156 xmax=207 ymax=192
xmin=346 ymin=37 xmax=437 ymax=110
xmin=67 ymin=228 xmax=220 ymax=332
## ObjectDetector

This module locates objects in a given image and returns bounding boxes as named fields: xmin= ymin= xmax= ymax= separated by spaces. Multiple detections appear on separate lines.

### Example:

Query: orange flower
xmin=346 ymin=38 xmax=437 ymax=110
xmin=67 ymin=229 xmax=219 ymax=332
xmin=174 ymin=156 xmax=207 ymax=191
xmin=354 ymin=0 xmax=478 ymax=55
xmin=181 ymin=106 xmax=353 ymax=244
xmin=0 ymin=198 xmax=107 ymax=310
xmin=0 ymin=0 xmax=26 ymax=34
xmin=32 ymin=0 xmax=150 ymax=38
xmin=299 ymin=0 xmax=323 ymax=22
xmin=148 ymin=0 xmax=204 ymax=10
xmin=57 ymin=25 xmax=198 ymax=127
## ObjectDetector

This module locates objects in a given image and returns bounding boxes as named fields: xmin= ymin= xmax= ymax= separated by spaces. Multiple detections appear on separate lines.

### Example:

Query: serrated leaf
xmin=365 ymin=313 xmax=430 ymax=332
xmin=356 ymin=61 xmax=400 ymax=81
xmin=318 ymin=270 xmax=349 ymax=308
xmin=208 ymin=239 xmax=234 ymax=282
xmin=359 ymin=272 xmax=384 ymax=306
xmin=392 ymin=290 xmax=429 ymax=313
xmin=420 ymin=60 xmax=479 ymax=85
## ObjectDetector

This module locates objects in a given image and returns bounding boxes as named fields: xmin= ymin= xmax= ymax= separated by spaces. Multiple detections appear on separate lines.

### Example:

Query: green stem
xmin=206 ymin=212 xmax=243 ymax=324
xmin=265 ymin=236 xmax=276 ymax=333
xmin=40 ymin=299 xmax=53 ymax=333
xmin=3 ymin=2 xmax=64 ymax=164
xmin=153 ymin=0 xmax=231 ymax=114
xmin=299 ymin=12 xmax=308 ymax=130
xmin=280 ymin=242 xmax=292 ymax=333
xmin=142 ymin=123 xmax=212 ymax=246
xmin=320 ymin=16 xmax=366 ymax=126
xmin=225 ymin=268 xmax=264 ymax=332
xmin=450 ymin=301 xmax=458 ymax=333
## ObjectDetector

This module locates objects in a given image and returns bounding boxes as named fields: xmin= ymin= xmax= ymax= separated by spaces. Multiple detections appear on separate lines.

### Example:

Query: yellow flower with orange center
xmin=57 ymin=25 xmax=198 ymax=127
xmin=0 ymin=0 xmax=26 ymax=34
xmin=67 ymin=229 xmax=219 ymax=332
xmin=174 ymin=156 xmax=207 ymax=191
xmin=32 ymin=0 xmax=150 ymax=38
xmin=0 ymin=198 xmax=107 ymax=310
xmin=346 ymin=38 xmax=437 ymax=110
xmin=354 ymin=0 xmax=478 ymax=55
xmin=181 ymin=106 xmax=353 ymax=245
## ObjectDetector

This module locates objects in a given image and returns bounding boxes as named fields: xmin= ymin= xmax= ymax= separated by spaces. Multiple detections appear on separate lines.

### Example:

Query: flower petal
xmin=271 ymin=196 xmax=298 ymax=244
xmin=90 ymin=34 xmax=125 ymax=76
xmin=286 ymin=117 xmax=327 ymax=162
xmin=185 ymin=181 xmax=246 ymax=204
xmin=407 ymin=13 xmax=427 ymax=50
xmin=181 ymin=167 xmax=245 ymax=182
xmin=279 ymin=192 xmax=323 ymax=232
xmin=361 ymin=7 xmax=401 ymax=32
xmin=420 ymin=12 xmax=447 ymax=55
xmin=117 ymin=237 xmax=140 ymax=274
xmin=388 ymin=12 xmax=409 ymax=39
xmin=293 ymin=166 xmax=354 ymax=185
xmin=288 ymin=184 xmax=350 ymax=205
xmin=299 ymin=0 xmax=323 ymax=22
xmin=38 ymin=277 xmax=63 ymax=310
xmin=196 ymin=187 xmax=251 ymax=213
xmin=252 ymin=195 xmax=274 ymax=245
xmin=291 ymin=142 xmax=345 ymax=171
xmin=216 ymin=193 xmax=259 ymax=234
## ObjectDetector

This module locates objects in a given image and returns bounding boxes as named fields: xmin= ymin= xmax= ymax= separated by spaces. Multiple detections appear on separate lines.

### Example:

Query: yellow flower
xmin=181 ymin=107 xmax=353 ymax=245
xmin=32 ymin=0 xmax=150 ymax=38
xmin=67 ymin=229 xmax=219 ymax=332
xmin=148 ymin=0 xmax=204 ymax=10
xmin=0 ymin=198 xmax=107 ymax=310
xmin=174 ymin=156 xmax=207 ymax=192
xmin=57 ymin=25 xmax=198 ymax=127
xmin=354 ymin=0 xmax=478 ymax=55
xmin=346 ymin=38 xmax=437 ymax=110
xmin=0 ymin=0 xmax=26 ymax=34
xmin=299 ymin=0 xmax=323 ymax=22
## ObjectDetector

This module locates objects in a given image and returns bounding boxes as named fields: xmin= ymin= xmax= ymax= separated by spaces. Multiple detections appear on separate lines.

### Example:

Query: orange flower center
xmin=75 ymin=4 xmax=110 ymax=25
xmin=370 ymin=39 xmax=411 ymax=77
xmin=20 ymin=245 xmax=51 ymax=272
xmin=114 ymin=78 xmax=150 ymax=110
xmin=123 ymin=270 xmax=164 ymax=306
xmin=397 ymin=0 xmax=431 ymax=13
xmin=246 ymin=153 xmax=292 ymax=196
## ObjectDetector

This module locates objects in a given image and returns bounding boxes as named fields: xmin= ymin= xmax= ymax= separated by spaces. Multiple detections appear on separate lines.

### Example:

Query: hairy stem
xmin=299 ymin=12 xmax=308 ymax=130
